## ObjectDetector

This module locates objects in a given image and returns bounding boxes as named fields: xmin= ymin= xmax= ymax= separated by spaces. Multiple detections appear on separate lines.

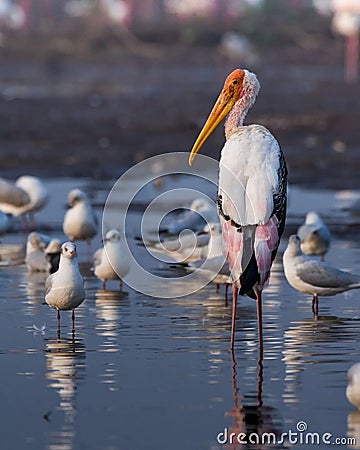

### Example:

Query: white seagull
xmin=25 ymin=232 xmax=51 ymax=272
xmin=63 ymin=189 xmax=97 ymax=251
xmin=93 ymin=229 xmax=129 ymax=290
xmin=283 ymin=235 xmax=360 ymax=315
xmin=347 ymin=363 xmax=360 ymax=409
xmin=147 ymin=222 xmax=221 ymax=263
xmin=45 ymin=242 xmax=85 ymax=333
xmin=160 ymin=197 xmax=218 ymax=234
xmin=0 ymin=175 xmax=48 ymax=229
xmin=188 ymin=68 xmax=287 ymax=351
xmin=297 ymin=211 xmax=331 ymax=260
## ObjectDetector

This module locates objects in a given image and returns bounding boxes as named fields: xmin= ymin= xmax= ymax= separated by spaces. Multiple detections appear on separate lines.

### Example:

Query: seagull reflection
xmin=348 ymin=410 xmax=360 ymax=449
xmin=95 ymin=289 xmax=130 ymax=391
xmin=283 ymin=315 xmax=358 ymax=405
xmin=45 ymin=335 xmax=86 ymax=450
xmin=20 ymin=270 xmax=48 ymax=315
xmin=223 ymin=350 xmax=280 ymax=449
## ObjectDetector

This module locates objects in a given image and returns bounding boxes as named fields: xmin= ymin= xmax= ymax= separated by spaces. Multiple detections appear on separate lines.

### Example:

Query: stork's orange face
xmin=188 ymin=69 xmax=245 ymax=166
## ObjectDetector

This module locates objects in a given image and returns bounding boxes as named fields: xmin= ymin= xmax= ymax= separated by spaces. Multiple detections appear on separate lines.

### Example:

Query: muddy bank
xmin=0 ymin=44 xmax=359 ymax=189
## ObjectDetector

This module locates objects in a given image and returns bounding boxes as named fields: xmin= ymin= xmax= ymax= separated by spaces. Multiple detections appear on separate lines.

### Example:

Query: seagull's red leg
xmin=216 ymin=283 xmax=220 ymax=294
xmin=255 ymin=290 xmax=263 ymax=359
xmin=72 ymin=309 xmax=75 ymax=333
xmin=57 ymin=310 xmax=61 ymax=337
xmin=102 ymin=280 xmax=106 ymax=290
xmin=312 ymin=294 xmax=319 ymax=316
xmin=119 ymin=279 xmax=123 ymax=291
xmin=230 ymin=282 xmax=238 ymax=350
xmin=225 ymin=283 xmax=229 ymax=307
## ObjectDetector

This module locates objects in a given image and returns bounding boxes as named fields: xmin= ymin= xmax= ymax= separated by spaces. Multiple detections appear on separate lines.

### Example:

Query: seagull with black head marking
xmin=45 ymin=242 xmax=85 ymax=334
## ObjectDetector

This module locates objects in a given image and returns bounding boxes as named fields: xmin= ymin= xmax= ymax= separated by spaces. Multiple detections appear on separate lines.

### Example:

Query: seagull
xmin=160 ymin=197 xmax=218 ymax=235
xmin=62 ymin=189 xmax=97 ymax=253
xmin=93 ymin=229 xmax=129 ymax=290
xmin=45 ymin=242 xmax=85 ymax=334
xmin=25 ymin=233 xmax=61 ymax=273
xmin=0 ymin=175 xmax=48 ymax=230
xmin=347 ymin=363 xmax=360 ymax=409
xmin=297 ymin=211 xmax=331 ymax=260
xmin=146 ymin=222 xmax=221 ymax=263
xmin=45 ymin=239 xmax=62 ymax=274
xmin=283 ymin=235 xmax=360 ymax=315
xmin=25 ymin=232 xmax=51 ymax=272
xmin=188 ymin=68 xmax=287 ymax=351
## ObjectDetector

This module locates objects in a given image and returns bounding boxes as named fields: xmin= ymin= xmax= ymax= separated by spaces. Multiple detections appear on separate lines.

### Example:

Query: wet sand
xmin=0 ymin=43 xmax=359 ymax=189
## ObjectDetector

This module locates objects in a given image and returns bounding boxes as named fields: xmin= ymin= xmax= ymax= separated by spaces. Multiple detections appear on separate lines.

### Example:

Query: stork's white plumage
xmin=189 ymin=69 xmax=287 ymax=351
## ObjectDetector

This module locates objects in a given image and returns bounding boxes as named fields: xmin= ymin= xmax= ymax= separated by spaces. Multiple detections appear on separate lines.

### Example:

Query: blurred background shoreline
xmin=0 ymin=0 xmax=359 ymax=189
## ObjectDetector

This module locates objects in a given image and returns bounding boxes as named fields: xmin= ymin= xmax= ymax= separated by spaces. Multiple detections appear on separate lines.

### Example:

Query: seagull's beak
xmin=188 ymin=69 xmax=244 ymax=166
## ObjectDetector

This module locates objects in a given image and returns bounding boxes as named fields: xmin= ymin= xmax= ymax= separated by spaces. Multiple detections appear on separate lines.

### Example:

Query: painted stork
xmin=188 ymin=69 xmax=287 ymax=351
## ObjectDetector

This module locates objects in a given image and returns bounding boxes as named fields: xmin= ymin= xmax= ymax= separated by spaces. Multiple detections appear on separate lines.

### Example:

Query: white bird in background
xmin=331 ymin=0 xmax=360 ymax=84
xmin=45 ymin=242 xmax=85 ymax=334
xmin=283 ymin=235 xmax=360 ymax=315
xmin=63 ymin=189 xmax=97 ymax=253
xmin=160 ymin=197 xmax=218 ymax=235
xmin=297 ymin=211 xmax=331 ymax=260
xmin=347 ymin=363 xmax=360 ymax=409
xmin=188 ymin=69 xmax=287 ymax=351
xmin=25 ymin=232 xmax=61 ymax=273
xmin=0 ymin=175 xmax=49 ymax=230
xmin=25 ymin=232 xmax=51 ymax=272
xmin=147 ymin=222 xmax=221 ymax=263
xmin=93 ymin=229 xmax=129 ymax=290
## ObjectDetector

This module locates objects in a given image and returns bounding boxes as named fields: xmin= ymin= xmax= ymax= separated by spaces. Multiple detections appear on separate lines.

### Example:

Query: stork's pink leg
xmin=256 ymin=290 xmax=263 ymax=359
xmin=230 ymin=282 xmax=238 ymax=350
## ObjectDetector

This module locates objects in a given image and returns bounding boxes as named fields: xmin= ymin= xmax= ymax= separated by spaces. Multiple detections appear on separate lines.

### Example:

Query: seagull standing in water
xmin=283 ymin=235 xmax=360 ymax=316
xmin=63 ymin=189 xmax=97 ymax=255
xmin=45 ymin=242 xmax=85 ymax=334
xmin=0 ymin=175 xmax=48 ymax=230
xmin=188 ymin=69 xmax=287 ymax=351
xmin=93 ymin=229 xmax=129 ymax=290
xmin=297 ymin=211 xmax=331 ymax=260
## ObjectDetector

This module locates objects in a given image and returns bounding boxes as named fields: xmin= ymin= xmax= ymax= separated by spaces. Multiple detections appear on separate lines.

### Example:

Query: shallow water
xmin=1 ymin=173 xmax=360 ymax=450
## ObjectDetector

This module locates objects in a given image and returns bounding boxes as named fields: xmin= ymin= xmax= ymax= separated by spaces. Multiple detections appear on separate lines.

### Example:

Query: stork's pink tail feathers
xmin=221 ymin=216 xmax=279 ymax=291
xmin=254 ymin=216 xmax=279 ymax=290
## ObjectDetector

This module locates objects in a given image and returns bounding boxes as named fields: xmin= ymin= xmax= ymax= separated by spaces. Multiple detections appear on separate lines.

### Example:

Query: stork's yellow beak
xmin=188 ymin=69 xmax=245 ymax=166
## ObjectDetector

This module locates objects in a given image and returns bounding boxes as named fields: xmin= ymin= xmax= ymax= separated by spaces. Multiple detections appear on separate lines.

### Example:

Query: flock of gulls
xmin=1 ymin=67 xmax=359 ymax=410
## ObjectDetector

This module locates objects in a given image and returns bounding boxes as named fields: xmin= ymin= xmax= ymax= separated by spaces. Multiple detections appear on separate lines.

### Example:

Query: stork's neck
xmin=224 ymin=99 xmax=251 ymax=140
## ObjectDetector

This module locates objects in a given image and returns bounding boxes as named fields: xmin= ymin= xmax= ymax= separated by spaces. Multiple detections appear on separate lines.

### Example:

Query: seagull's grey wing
xmin=167 ymin=211 xmax=206 ymax=234
xmin=297 ymin=224 xmax=318 ymax=240
xmin=189 ymin=256 xmax=228 ymax=273
xmin=0 ymin=179 xmax=30 ymax=206
xmin=45 ymin=274 xmax=54 ymax=296
xmin=296 ymin=260 xmax=360 ymax=288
